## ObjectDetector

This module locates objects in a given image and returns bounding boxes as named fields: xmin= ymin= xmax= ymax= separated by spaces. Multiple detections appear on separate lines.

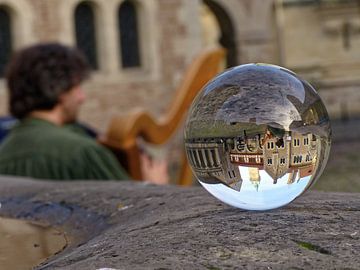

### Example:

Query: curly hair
xmin=6 ymin=43 xmax=90 ymax=119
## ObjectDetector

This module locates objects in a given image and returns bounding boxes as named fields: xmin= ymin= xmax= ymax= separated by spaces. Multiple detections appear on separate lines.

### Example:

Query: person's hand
xmin=140 ymin=152 xmax=169 ymax=185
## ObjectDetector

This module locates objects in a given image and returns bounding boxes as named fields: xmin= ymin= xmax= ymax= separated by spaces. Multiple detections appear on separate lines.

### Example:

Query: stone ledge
xmin=0 ymin=177 xmax=359 ymax=270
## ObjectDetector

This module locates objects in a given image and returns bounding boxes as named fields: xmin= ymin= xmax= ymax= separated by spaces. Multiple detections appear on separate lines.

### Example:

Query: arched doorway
xmin=202 ymin=0 xmax=238 ymax=67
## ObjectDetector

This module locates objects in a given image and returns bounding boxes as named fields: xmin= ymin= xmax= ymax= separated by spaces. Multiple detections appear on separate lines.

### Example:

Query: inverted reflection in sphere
xmin=184 ymin=64 xmax=331 ymax=210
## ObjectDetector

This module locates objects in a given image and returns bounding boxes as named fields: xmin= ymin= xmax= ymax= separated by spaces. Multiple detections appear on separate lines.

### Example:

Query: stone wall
xmin=281 ymin=0 xmax=360 ymax=119
xmin=0 ymin=0 xmax=359 ymax=132
xmin=0 ymin=0 xmax=203 ymax=131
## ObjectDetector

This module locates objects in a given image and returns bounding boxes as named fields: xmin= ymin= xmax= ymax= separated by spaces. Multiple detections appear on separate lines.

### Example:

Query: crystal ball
xmin=184 ymin=64 xmax=331 ymax=210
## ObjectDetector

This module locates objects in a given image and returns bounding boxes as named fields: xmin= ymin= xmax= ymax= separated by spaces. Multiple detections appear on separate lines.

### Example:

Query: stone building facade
xmin=0 ymin=0 xmax=279 ymax=132
xmin=228 ymin=131 xmax=316 ymax=183
xmin=185 ymin=138 xmax=242 ymax=191
xmin=280 ymin=0 xmax=360 ymax=119
xmin=0 ymin=0 xmax=358 ymax=133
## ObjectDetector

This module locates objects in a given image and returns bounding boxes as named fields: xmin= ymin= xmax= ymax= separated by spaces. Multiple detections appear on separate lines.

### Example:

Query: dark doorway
xmin=203 ymin=0 xmax=238 ymax=67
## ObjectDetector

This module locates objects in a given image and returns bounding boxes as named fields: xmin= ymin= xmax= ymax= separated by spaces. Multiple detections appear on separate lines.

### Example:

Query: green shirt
xmin=0 ymin=118 xmax=129 ymax=180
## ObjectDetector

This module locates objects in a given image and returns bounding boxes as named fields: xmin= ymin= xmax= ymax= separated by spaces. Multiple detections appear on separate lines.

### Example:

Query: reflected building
xmin=185 ymin=128 xmax=318 ymax=192
xmin=229 ymin=130 xmax=317 ymax=186
xmin=185 ymin=138 xmax=242 ymax=191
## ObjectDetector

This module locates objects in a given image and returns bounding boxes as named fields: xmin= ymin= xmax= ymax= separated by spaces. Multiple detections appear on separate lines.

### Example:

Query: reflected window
xmin=204 ymin=150 xmax=212 ymax=167
xmin=75 ymin=2 xmax=98 ymax=69
xmin=198 ymin=149 xmax=206 ymax=168
xmin=210 ymin=149 xmax=217 ymax=165
xmin=228 ymin=171 xmax=235 ymax=178
xmin=118 ymin=0 xmax=141 ymax=68
xmin=226 ymin=138 xmax=235 ymax=150
xmin=293 ymin=155 xmax=303 ymax=164
xmin=237 ymin=139 xmax=245 ymax=151
xmin=293 ymin=138 xmax=300 ymax=147
xmin=276 ymin=138 xmax=285 ymax=148
xmin=0 ymin=7 xmax=12 ymax=77
xmin=187 ymin=150 xmax=194 ymax=166
xmin=267 ymin=142 xmax=274 ymax=149
xmin=192 ymin=150 xmax=200 ymax=168
xmin=247 ymin=142 xmax=256 ymax=152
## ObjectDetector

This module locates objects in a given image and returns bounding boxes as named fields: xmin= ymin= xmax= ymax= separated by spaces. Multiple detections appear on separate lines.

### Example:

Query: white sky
xmin=200 ymin=166 xmax=311 ymax=211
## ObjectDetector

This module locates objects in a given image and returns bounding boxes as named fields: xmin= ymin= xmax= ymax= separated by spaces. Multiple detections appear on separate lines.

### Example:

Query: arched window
xmin=0 ymin=7 xmax=12 ymax=77
xmin=118 ymin=1 xmax=141 ymax=68
xmin=74 ymin=2 xmax=98 ymax=69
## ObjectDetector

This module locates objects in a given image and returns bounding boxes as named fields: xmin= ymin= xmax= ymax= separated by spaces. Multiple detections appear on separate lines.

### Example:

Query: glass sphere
xmin=184 ymin=64 xmax=331 ymax=210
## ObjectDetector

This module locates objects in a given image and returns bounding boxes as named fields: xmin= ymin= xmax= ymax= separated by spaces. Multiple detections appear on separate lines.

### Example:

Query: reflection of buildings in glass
xmin=229 ymin=130 xmax=317 ymax=186
xmin=185 ymin=138 xmax=242 ymax=191
xmin=186 ymin=130 xmax=318 ymax=192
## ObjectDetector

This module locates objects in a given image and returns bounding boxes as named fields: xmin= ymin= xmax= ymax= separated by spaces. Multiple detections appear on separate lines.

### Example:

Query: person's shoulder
xmin=21 ymin=122 xmax=99 ymax=154
xmin=57 ymin=126 xmax=112 ymax=155
xmin=57 ymin=126 xmax=99 ymax=148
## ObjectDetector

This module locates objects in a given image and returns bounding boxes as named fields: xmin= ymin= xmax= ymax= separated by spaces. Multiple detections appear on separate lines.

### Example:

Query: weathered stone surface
xmin=0 ymin=177 xmax=359 ymax=270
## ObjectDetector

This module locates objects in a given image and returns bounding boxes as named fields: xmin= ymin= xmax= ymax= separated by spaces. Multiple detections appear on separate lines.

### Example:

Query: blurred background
xmin=0 ymin=0 xmax=359 ymax=191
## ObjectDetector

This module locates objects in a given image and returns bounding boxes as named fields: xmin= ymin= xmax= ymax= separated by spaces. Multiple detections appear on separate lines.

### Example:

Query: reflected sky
xmin=200 ymin=166 xmax=311 ymax=211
